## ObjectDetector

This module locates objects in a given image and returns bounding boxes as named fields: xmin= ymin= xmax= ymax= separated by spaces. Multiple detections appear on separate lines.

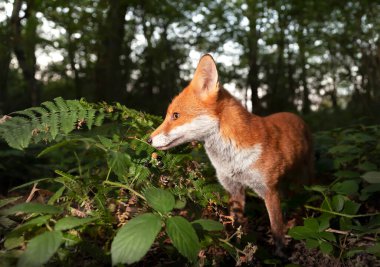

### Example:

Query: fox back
xmin=149 ymin=54 xmax=313 ymax=250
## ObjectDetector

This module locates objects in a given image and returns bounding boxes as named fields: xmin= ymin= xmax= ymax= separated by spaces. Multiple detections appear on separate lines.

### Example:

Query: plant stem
xmin=103 ymin=180 xmax=146 ymax=201
xmin=304 ymin=205 xmax=380 ymax=218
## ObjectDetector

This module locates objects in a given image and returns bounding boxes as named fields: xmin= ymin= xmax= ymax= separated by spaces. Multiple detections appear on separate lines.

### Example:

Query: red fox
xmin=148 ymin=54 xmax=313 ymax=249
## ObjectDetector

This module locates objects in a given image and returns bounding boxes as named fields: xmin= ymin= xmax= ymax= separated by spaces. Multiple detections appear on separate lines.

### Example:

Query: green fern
xmin=0 ymin=97 xmax=103 ymax=150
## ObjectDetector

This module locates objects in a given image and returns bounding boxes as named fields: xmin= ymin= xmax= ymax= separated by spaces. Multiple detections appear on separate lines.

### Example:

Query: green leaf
xmin=305 ymin=238 xmax=319 ymax=249
xmin=361 ymin=171 xmax=380 ymax=184
xmin=107 ymin=150 xmax=131 ymax=178
xmin=4 ymin=236 xmax=24 ymax=250
xmin=304 ymin=218 xmax=319 ymax=231
xmin=288 ymin=226 xmax=315 ymax=240
xmin=55 ymin=217 xmax=96 ymax=231
xmin=48 ymin=186 xmax=65 ymax=205
xmin=360 ymin=184 xmax=380 ymax=201
xmin=358 ymin=162 xmax=377 ymax=172
xmin=0 ymin=196 xmax=22 ymax=209
xmin=111 ymin=213 xmax=162 ymax=265
xmin=328 ymin=145 xmax=359 ymax=154
xmin=318 ymin=213 xmax=332 ymax=231
xmin=192 ymin=219 xmax=223 ymax=231
xmin=144 ymin=187 xmax=175 ymax=214
xmin=331 ymin=195 xmax=345 ymax=212
xmin=9 ymin=215 xmax=52 ymax=237
xmin=334 ymin=170 xmax=359 ymax=179
xmin=174 ymin=199 xmax=187 ymax=209
xmin=366 ymin=243 xmax=380 ymax=256
xmin=17 ymin=231 xmax=63 ymax=267
xmin=342 ymin=200 xmax=361 ymax=215
xmin=166 ymin=216 xmax=200 ymax=262
xmin=319 ymin=241 xmax=333 ymax=254
xmin=304 ymin=185 xmax=327 ymax=193
xmin=1 ymin=203 xmax=62 ymax=216
xmin=331 ymin=180 xmax=359 ymax=195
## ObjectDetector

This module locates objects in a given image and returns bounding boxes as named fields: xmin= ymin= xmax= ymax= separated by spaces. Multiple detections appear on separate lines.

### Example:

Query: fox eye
xmin=172 ymin=112 xmax=180 ymax=120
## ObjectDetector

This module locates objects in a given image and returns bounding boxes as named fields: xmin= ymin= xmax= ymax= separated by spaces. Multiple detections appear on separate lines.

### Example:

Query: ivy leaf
xmin=166 ymin=216 xmax=200 ymax=262
xmin=55 ymin=217 xmax=96 ymax=231
xmin=111 ymin=213 xmax=162 ymax=265
xmin=17 ymin=231 xmax=63 ymax=267
xmin=144 ymin=187 xmax=175 ymax=214
xmin=1 ymin=203 xmax=62 ymax=216
xmin=192 ymin=219 xmax=224 ymax=231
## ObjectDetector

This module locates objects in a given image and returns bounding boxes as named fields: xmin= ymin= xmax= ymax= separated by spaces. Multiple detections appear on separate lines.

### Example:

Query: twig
xmin=0 ymin=115 xmax=12 ymax=124
xmin=304 ymin=205 xmax=380 ymax=218
xmin=103 ymin=180 xmax=146 ymax=201
xmin=26 ymin=183 xmax=39 ymax=202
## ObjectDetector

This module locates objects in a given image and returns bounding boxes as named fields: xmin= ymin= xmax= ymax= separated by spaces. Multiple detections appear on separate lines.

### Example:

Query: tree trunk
xmin=246 ymin=0 xmax=260 ymax=114
xmin=0 ymin=26 xmax=11 ymax=113
xmin=94 ymin=0 xmax=129 ymax=102
xmin=10 ymin=0 xmax=39 ymax=106
xmin=298 ymin=25 xmax=310 ymax=114
xmin=66 ymin=24 xmax=81 ymax=99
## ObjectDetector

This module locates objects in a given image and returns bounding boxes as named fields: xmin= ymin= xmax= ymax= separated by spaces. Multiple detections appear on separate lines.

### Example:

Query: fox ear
xmin=191 ymin=54 xmax=219 ymax=99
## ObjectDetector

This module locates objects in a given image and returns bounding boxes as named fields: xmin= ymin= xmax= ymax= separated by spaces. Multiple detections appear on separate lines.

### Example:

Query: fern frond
xmin=0 ymin=98 xmax=103 ymax=150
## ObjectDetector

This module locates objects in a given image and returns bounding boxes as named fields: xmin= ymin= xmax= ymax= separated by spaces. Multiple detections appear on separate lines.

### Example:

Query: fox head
xmin=148 ymin=54 xmax=221 ymax=150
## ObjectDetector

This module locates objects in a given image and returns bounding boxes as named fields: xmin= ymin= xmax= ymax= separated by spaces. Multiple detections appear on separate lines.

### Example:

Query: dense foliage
xmin=0 ymin=99 xmax=379 ymax=266
xmin=1 ymin=0 xmax=379 ymax=120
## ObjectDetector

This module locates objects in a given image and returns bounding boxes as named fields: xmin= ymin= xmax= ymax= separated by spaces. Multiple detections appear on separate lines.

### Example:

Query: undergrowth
xmin=0 ymin=98 xmax=379 ymax=266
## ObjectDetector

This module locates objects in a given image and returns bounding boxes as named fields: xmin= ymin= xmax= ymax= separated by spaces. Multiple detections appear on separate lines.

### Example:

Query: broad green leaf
xmin=318 ymin=231 xmax=336 ymax=242
xmin=361 ymin=172 xmax=380 ymax=184
xmin=166 ymin=216 xmax=200 ymax=262
xmin=107 ymin=150 xmax=131 ymax=178
xmin=55 ymin=217 xmax=96 ymax=231
xmin=48 ymin=186 xmax=65 ymax=205
xmin=358 ymin=162 xmax=377 ymax=172
xmin=331 ymin=180 xmax=359 ymax=195
xmin=328 ymin=145 xmax=359 ymax=154
xmin=331 ymin=195 xmax=345 ymax=212
xmin=0 ymin=196 xmax=22 ymax=209
xmin=192 ymin=219 xmax=224 ymax=231
xmin=111 ymin=213 xmax=162 ymax=265
xmin=318 ymin=213 xmax=332 ymax=231
xmin=342 ymin=200 xmax=361 ymax=215
xmin=334 ymin=171 xmax=359 ymax=179
xmin=288 ymin=226 xmax=315 ymax=240
xmin=174 ymin=199 xmax=187 ymax=209
xmin=305 ymin=238 xmax=319 ymax=249
xmin=303 ymin=218 xmax=319 ymax=231
xmin=4 ymin=236 xmax=24 ymax=250
xmin=1 ymin=203 xmax=62 ymax=216
xmin=360 ymin=184 xmax=380 ymax=201
xmin=17 ymin=231 xmax=63 ymax=267
xmin=144 ymin=187 xmax=175 ymax=214
xmin=304 ymin=185 xmax=327 ymax=193
xmin=9 ymin=215 xmax=52 ymax=237
xmin=366 ymin=243 xmax=380 ymax=256
xmin=319 ymin=241 xmax=333 ymax=254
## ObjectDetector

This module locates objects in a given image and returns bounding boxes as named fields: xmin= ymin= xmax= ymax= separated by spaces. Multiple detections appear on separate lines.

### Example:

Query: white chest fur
xmin=204 ymin=130 xmax=267 ymax=198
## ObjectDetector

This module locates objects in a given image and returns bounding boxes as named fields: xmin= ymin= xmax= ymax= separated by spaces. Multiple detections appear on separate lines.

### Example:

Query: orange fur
xmin=149 ymin=54 xmax=314 ymax=249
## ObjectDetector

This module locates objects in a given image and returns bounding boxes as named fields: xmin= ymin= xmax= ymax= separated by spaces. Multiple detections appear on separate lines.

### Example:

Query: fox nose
xmin=147 ymin=137 xmax=152 ymax=145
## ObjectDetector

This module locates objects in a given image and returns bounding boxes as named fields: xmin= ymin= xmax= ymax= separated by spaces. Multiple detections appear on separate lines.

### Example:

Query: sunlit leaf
xmin=111 ymin=213 xmax=162 ymax=265
xmin=18 ymin=231 xmax=63 ymax=267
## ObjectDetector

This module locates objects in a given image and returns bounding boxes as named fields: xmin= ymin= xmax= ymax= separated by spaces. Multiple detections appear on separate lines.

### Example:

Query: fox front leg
xmin=218 ymin=177 xmax=246 ymax=226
